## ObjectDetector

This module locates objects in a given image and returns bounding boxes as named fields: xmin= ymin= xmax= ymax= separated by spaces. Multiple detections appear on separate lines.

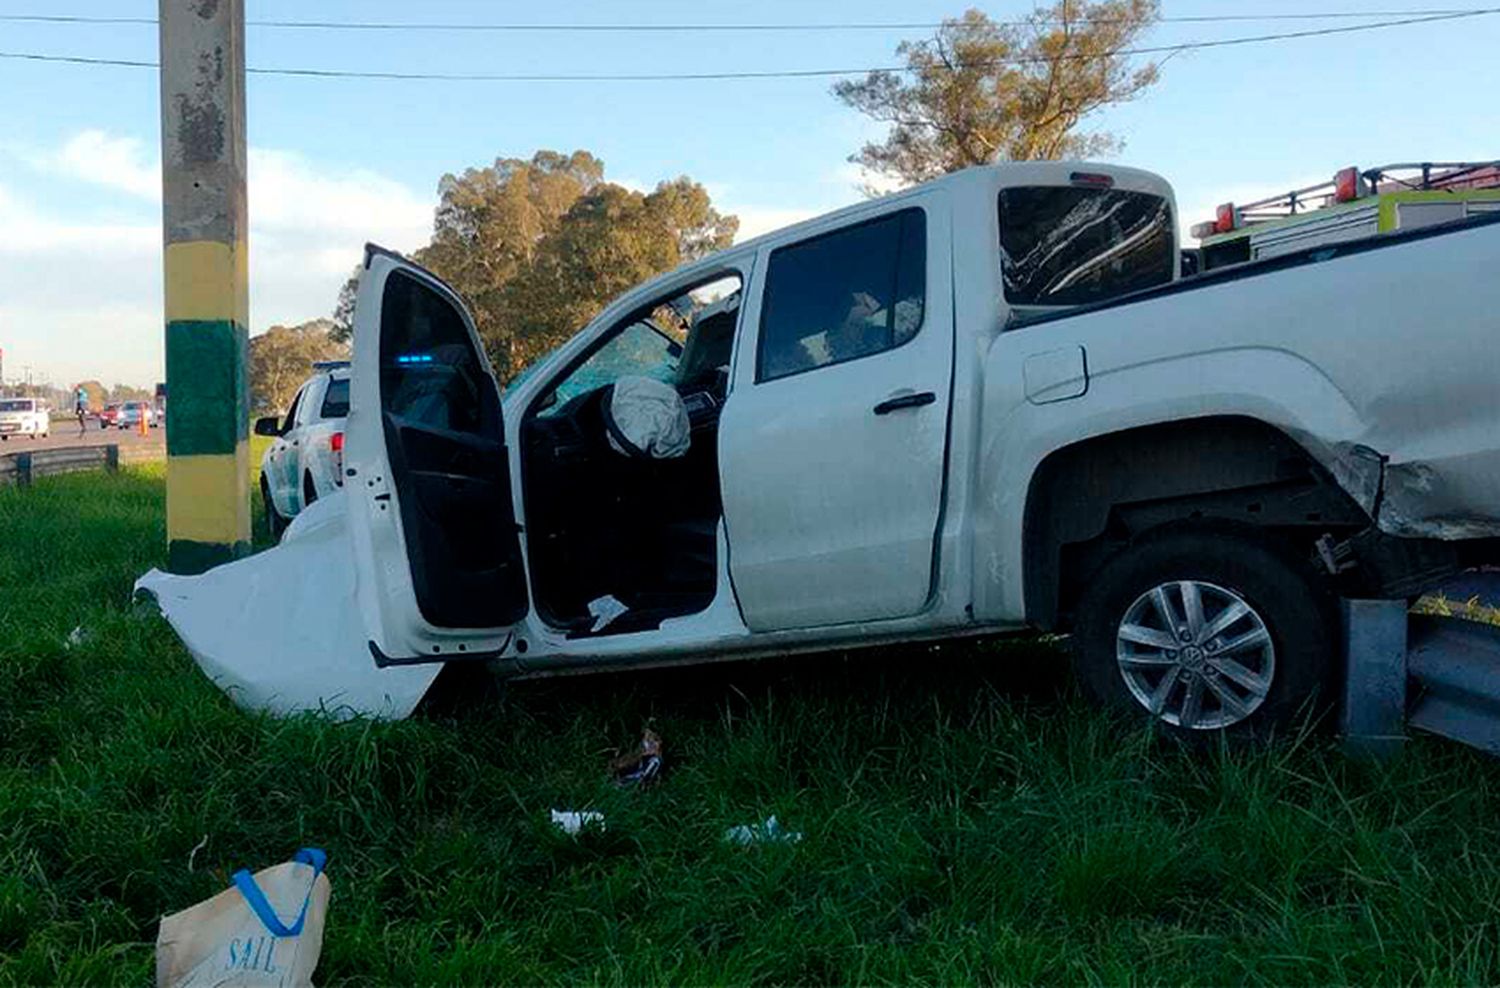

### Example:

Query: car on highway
xmin=116 ymin=401 xmax=158 ymax=430
xmin=254 ymin=361 xmax=350 ymax=538
xmin=0 ymin=398 xmax=50 ymax=440
xmin=98 ymin=403 xmax=121 ymax=429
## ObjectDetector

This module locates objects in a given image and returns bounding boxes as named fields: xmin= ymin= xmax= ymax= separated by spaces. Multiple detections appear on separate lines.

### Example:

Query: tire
xmin=1073 ymin=528 xmax=1336 ymax=739
xmin=261 ymin=477 xmax=288 ymax=541
xmin=303 ymin=472 xmax=318 ymax=509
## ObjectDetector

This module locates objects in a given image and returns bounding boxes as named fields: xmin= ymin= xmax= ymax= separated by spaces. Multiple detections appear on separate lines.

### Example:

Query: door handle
xmin=873 ymin=391 xmax=936 ymax=415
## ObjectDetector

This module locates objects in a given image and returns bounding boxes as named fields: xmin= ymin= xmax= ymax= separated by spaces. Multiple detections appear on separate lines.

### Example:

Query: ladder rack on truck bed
xmin=1191 ymin=160 xmax=1500 ymax=272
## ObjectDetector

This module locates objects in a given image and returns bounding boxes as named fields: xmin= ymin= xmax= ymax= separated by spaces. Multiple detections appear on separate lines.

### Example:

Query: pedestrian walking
xmin=75 ymin=386 xmax=88 ymax=437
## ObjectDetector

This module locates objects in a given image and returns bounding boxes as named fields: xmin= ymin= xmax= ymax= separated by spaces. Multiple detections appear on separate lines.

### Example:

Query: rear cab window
xmin=998 ymin=186 xmax=1174 ymax=309
xmin=319 ymin=377 xmax=350 ymax=419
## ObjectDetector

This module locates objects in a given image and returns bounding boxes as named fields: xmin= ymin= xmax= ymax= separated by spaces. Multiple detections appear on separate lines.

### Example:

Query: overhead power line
xmin=0 ymin=7 xmax=1492 ymax=32
xmin=0 ymin=9 xmax=1495 ymax=82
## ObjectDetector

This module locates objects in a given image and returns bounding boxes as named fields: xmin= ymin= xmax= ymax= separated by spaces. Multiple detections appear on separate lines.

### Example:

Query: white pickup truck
xmin=141 ymin=161 xmax=1500 ymax=733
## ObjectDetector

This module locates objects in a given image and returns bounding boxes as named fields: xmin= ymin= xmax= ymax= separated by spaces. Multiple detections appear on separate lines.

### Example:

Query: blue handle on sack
xmin=232 ymin=847 xmax=327 ymax=938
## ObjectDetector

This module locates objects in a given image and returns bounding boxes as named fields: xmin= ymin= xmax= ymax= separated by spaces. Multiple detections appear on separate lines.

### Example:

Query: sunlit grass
xmin=5 ymin=469 xmax=1500 ymax=983
xmin=1414 ymin=592 xmax=1500 ymax=627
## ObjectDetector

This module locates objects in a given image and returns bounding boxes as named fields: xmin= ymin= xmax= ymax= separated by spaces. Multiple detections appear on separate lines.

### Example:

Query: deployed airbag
xmin=603 ymin=375 xmax=691 ymax=459
xmin=135 ymin=492 xmax=439 ymax=720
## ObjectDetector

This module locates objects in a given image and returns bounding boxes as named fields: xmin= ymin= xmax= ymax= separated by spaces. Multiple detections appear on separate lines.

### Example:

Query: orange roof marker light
xmin=1334 ymin=166 xmax=1369 ymax=203
xmin=1214 ymin=202 xmax=1240 ymax=234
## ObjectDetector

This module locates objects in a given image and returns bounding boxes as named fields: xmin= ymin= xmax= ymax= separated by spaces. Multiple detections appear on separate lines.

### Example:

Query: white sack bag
xmin=604 ymin=375 xmax=691 ymax=459
xmin=156 ymin=848 xmax=331 ymax=988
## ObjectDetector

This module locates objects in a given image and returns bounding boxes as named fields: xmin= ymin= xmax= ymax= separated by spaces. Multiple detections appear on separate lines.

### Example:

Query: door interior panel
xmin=383 ymin=416 xmax=528 ymax=629
xmin=377 ymin=267 xmax=528 ymax=630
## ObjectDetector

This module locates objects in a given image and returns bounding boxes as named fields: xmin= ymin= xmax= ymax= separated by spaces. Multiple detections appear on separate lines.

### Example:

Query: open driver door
xmin=347 ymin=245 xmax=530 ymax=666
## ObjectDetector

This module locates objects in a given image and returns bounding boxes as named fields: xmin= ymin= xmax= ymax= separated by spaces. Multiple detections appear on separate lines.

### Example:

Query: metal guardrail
xmin=1342 ymin=573 xmax=1500 ymax=759
xmin=0 ymin=444 xmax=161 ymax=487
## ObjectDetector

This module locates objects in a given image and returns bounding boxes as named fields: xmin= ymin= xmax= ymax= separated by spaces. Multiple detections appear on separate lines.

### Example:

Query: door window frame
xmin=519 ymin=265 xmax=752 ymax=424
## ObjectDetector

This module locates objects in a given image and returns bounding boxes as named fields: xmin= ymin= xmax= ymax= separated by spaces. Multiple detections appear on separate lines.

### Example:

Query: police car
xmin=254 ymin=361 xmax=349 ymax=538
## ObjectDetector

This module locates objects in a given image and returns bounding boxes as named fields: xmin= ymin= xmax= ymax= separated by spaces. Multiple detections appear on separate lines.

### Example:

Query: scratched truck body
xmin=140 ymin=161 xmax=1500 ymax=735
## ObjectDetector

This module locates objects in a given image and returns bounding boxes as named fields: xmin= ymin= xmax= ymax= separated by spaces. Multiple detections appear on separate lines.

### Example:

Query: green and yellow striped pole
xmin=159 ymin=0 xmax=250 ymax=574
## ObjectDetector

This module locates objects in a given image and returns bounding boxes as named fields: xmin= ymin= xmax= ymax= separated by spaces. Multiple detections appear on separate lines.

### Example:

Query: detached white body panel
xmin=136 ymin=494 xmax=441 ymax=719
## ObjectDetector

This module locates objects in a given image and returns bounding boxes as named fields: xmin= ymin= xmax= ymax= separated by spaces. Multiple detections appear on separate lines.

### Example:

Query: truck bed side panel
xmin=977 ymin=218 xmax=1500 ymax=622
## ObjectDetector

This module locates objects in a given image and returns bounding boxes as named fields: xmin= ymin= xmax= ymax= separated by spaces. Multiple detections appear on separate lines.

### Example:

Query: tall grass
xmin=4 ymin=468 xmax=1500 ymax=984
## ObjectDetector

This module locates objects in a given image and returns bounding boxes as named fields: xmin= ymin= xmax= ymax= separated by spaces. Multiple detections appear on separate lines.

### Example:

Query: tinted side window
xmin=380 ymin=271 xmax=487 ymax=434
xmin=281 ymin=387 xmax=304 ymax=433
xmin=319 ymin=377 xmax=350 ymax=418
xmin=998 ymin=188 xmax=1173 ymax=307
xmin=757 ymin=208 xmax=926 ymax=382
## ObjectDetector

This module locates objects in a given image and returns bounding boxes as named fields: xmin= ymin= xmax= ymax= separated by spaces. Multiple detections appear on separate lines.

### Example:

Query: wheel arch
xmin=1021 ymin=415 xmax=1372 ymax=631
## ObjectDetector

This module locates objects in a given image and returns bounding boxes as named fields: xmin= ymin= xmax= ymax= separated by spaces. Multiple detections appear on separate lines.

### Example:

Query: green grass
xmin=1416 ymin=593 xmax=1500 ymax=627
xmin=7 ymin=468 xmax=1500 ymax=984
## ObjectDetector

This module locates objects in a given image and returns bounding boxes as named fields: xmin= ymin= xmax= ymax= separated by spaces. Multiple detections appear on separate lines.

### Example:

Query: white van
xmin=0 ymin=398 xmax=50 ymax=440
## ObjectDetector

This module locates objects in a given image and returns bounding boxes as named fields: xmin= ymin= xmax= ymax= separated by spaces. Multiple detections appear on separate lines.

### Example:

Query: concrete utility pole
xmin=159 ymin=0 xmax=250 ymax=574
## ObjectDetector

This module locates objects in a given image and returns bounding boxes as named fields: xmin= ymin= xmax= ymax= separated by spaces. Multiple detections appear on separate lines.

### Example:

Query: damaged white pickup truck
xmin=140 ymin=161 xmax=1500 ymax=735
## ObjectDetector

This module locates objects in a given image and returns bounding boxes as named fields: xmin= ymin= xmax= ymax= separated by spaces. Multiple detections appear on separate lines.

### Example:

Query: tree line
xmin=35 ymin=381 xmax=154 ymax=412
xmin=249 ymin=1 xmax=1159 ymax=414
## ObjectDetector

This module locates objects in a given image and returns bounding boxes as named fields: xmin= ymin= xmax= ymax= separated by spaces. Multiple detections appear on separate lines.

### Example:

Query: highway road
xmin=0 ymin=420 xmax=166 ymax=455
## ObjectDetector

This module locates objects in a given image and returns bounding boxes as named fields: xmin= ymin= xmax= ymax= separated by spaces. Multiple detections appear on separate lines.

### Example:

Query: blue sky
xmin=2 ymin=0 xmax=1498 ymax=387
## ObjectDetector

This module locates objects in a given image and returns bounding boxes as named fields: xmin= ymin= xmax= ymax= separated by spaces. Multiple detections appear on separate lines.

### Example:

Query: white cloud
xmin=830 ymin=162 xmax=905 ymax=198
xmin=57 ymin=130 xmax=161 ymax=201
xmin=249 ymin=148 xmax=432 ymax=241
xmin=245 ymin=147 xmax=434 ymax=329
xmin=730 ymin=206 xmax=821 ymax=242
xmin=612 ymin=176 xmax=651 ymax=194
xmin=0 ymin=182 xmax=157 ymax=254
xmin=716 ymin=165 xmax=879 ymax=244
xmin=0 ymin=132 xmax=435 ymax=388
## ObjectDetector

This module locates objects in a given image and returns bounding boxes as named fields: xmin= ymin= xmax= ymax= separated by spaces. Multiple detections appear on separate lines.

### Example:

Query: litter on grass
xmin=65 ymin=626 xmax=86 ymax=649
xmin=156 ymin=847 xmax=331 ymax=988
xmin=609 ymin=729 xmax=663 ymax=786
xmin=724 ymin=816 xmax=803 ymax=846
xmin=550 ymin=810 xmax=606 ymax=835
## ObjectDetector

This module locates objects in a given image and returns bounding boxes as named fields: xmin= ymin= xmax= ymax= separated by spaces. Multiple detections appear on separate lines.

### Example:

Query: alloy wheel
xmin=1115 ymin=580 xmax=1276 ymax=730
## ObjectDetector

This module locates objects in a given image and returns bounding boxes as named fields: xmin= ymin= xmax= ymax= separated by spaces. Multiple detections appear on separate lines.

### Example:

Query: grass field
xmin=7 ymin=466 xmax=1500 ymax=984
